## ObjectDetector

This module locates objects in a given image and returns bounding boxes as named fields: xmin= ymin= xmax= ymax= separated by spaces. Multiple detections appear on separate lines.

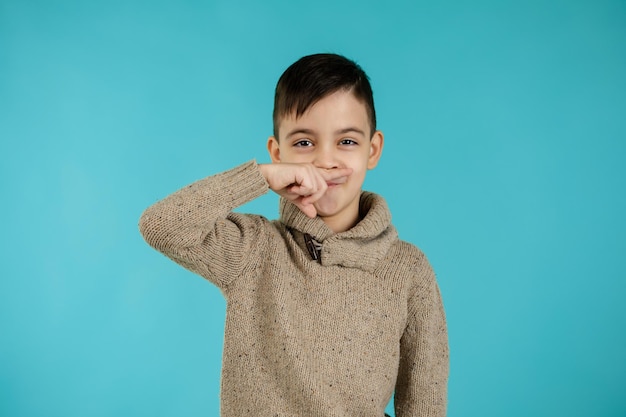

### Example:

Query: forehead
xmin=277 ymin=90 xmax=370 ymax=136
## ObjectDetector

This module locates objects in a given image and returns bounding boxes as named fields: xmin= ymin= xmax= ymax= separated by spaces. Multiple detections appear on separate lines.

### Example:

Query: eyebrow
xmin=336 ymin=127 xmax=366 ymax=136
xmin=285 ymin=126 xmax=366 ymax=139
xmin=286 ymin=128 xmax=316 ymax=139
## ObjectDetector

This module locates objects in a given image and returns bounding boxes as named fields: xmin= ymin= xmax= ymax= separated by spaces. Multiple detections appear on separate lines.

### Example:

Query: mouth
xmin=326 ymin=179 xmax=346 ymax=188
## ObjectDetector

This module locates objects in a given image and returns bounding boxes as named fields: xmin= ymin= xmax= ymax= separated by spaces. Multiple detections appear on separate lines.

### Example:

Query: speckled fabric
xmin=139 ymin=161 xmax=449 ymax=417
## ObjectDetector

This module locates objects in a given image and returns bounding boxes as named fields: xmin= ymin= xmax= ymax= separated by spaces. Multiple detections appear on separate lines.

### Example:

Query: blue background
xmin=1 ymin=1 xmax=625 ymax=416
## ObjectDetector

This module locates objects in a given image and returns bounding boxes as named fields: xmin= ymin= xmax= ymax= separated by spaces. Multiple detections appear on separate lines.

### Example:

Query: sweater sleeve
xmin=138 ymin=160 xmax=270 ymax=289
xmin=395 ymin=258 xmax=449 ymax=417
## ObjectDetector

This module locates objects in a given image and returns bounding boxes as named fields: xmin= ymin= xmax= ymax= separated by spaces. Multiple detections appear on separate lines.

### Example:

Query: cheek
xmin=290 ymin=155 xmax=315 ymax=164
xmin=278 ymin=148 xmax=308 ymax=163
xmin=348 ymin=156 xmax=370 ymax=174
xmin=347 ymin=165 xmax=367 ymax=183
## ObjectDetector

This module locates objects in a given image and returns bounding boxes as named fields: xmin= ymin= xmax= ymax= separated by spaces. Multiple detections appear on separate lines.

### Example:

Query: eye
xmin=339 ymin=138 xmax=358 ymax=146
xmin=294 ymin=139 xmax=313 ymax=147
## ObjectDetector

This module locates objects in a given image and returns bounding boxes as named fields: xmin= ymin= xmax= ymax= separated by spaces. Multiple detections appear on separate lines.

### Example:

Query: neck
xmin=319 ymin=211 xmax=359 ymax=233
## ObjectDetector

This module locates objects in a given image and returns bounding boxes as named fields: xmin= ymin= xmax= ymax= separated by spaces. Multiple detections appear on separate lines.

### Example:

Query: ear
xmin=367 ymin=130 xmax=384 ymax=169
xmin=267 ymin=136 xmax=281 ymax=163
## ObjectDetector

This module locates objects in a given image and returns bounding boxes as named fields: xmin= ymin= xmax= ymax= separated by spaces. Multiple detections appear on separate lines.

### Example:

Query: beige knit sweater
xmin=139 ymin=161 xmax=449 ymax=417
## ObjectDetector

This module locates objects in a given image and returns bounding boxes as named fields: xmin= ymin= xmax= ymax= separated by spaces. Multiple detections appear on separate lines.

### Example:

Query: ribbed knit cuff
xmin=211 ymin=160 xmax=270 ymax=210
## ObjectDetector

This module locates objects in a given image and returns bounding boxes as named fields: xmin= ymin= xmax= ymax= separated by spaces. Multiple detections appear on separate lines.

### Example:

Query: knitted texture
xmin=139 ymin=161 xmax=449 ymax=417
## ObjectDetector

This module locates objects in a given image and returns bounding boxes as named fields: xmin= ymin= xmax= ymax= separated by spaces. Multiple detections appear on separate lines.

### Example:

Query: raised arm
xmin=139 ymin=161 xmax=269 ymax=289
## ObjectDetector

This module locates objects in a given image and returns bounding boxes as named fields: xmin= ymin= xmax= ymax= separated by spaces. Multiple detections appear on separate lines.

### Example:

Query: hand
xmin=258 ymin=163 xmax=353 ymax=218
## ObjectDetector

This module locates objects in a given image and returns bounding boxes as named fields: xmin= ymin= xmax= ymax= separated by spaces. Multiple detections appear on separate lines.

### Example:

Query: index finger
xmin=318 ymin=167 xmax=353 ymax=181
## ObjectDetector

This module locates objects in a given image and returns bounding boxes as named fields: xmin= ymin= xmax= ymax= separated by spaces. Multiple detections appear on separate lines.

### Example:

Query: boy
xmin=139 ymin=53 xmax=448 ymax=416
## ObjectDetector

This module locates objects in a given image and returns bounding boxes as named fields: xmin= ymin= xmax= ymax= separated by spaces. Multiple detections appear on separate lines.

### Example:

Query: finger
xmin=292 ymin=165 xmax=325 ymax=203
xmin=297 ymin=201 xmax=318 ymax=218
xmin=288 ymin=183 xmax=316 ymax=197
xmin=302 ymin=171 xmax=328 ymax=205
xmin=319 ymin=167 xmax=353 ymax=182
xmin=292 ymin=167 xmax=320 ymax=196
xmin=282 ymin=192 xmax=317 ymax=218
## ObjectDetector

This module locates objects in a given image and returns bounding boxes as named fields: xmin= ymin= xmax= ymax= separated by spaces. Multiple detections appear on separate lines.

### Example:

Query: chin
xmin=314 ymin=200 xmax=340 ymax=218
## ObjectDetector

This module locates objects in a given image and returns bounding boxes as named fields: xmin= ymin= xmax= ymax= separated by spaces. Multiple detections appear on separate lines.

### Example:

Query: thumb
xmin=297 ymin=201 xmax=318 ymax=218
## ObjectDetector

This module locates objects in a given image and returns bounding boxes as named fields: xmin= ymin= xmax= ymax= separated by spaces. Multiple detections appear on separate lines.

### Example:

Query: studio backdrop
xmin=1 ymin=1 xmax=625 ymax=416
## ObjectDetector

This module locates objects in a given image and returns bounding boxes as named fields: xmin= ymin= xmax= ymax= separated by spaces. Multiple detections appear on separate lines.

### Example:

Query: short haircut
xmin=272 ymin=53 xmax=376 ymax=139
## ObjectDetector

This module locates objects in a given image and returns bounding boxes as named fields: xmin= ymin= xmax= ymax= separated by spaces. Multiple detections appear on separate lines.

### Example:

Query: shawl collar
xmin=278 ymin=192 xmax=398 ymax=271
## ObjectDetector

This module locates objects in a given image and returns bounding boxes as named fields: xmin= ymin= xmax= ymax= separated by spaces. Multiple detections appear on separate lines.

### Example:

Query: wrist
xmin=257 ymin=163 xmax=272 ymax=181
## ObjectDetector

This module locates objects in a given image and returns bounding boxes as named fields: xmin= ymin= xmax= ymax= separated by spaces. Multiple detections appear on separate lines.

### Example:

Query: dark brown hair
xmin=272 ymin=53 xmax=376 ymax=139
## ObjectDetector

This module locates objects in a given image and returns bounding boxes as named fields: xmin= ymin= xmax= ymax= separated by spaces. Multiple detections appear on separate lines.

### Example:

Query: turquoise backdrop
xmin=1 ymin=1 xmax=625 ymax=416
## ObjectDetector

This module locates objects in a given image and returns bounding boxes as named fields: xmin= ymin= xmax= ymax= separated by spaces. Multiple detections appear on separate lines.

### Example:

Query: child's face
xmin=267 ymin=90 xmax=383 ymax=232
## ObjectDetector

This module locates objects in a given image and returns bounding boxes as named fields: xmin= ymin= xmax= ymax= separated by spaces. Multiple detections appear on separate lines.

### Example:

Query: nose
xmin=313 ymin=144 xmax=339 ymax=169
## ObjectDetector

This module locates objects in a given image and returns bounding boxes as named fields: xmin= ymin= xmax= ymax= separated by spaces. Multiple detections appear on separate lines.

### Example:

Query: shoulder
xmin=385 ymin=239 xmax=432 ymax=276
xmin=381 ymin=239 xmax=445 ymax=323
xmin=372 ymin=237 xmax=444 ymax=323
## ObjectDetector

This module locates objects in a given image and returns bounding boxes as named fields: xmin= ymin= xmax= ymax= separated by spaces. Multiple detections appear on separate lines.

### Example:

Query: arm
xmin=138 ymin=161 xmax=270 ymax=289
xmin=395 ymin=262 xmax=449 ymax=417
xmin=138 ymin=160 xmax=353 ymax=288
